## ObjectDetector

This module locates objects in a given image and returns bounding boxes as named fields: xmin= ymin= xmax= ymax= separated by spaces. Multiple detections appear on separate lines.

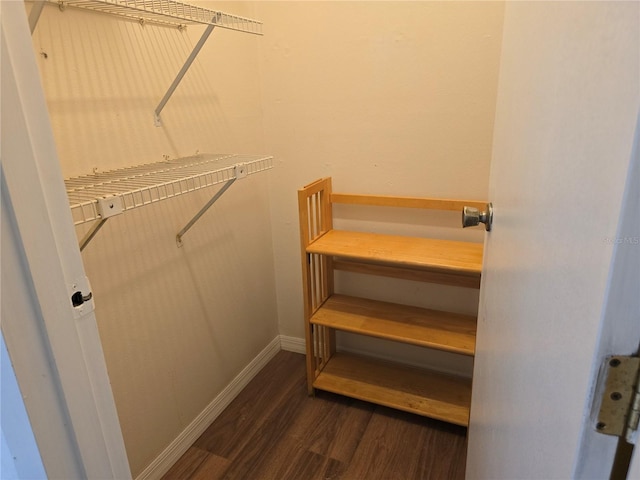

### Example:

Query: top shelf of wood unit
xmin=306 ymin=230 xmax=483 ymax=277
xmin=66 ymin=153 xmax=272 ymax=226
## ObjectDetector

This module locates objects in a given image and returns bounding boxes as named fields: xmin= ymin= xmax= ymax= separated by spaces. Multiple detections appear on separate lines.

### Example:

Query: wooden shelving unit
xmin=298 ymin=177 xmax=484 ymax=427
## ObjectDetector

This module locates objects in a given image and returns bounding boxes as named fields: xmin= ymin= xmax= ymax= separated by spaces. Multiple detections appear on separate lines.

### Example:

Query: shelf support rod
xmin=176 ymin=177 xmax=236 ymax=247
xmin=154 ymin=22 xmax=217 ymax=126
xmin=29 ymin=0 xmax=46 ymax=34
xmin=79 ymin=218 xmax=108 ymax=252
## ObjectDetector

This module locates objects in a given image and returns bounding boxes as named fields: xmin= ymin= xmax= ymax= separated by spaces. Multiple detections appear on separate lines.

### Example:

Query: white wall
xmin=256 ymin=1 xmax=505 ymax=373
xmin=31 ymin=2 xmax=278 ymax=476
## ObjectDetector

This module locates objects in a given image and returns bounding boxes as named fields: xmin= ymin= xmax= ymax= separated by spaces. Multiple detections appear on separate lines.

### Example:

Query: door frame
xmin=1 ymin=2 xmax=130 ymax=478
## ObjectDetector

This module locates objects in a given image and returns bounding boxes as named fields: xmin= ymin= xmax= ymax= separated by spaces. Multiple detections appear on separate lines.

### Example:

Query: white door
xmin=1 ymin=2 xmax=130 ymax=478
xmin=467 ymin=2 xmax=639 ymax=479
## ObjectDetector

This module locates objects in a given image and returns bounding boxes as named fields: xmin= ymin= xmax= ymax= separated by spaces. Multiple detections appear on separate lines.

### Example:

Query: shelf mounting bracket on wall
xmin=79 ymin=195 xmax=123 ymax=251
xmin=154 ymin=16 xmax=219 ymax=127
xmin=175 ymin=163 xmax=247 ymax=247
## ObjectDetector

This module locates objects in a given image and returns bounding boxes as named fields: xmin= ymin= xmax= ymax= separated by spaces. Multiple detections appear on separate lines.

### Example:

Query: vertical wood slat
xmin=321 ymin=183 xmax=336 ymax=359
xmin=298 ymin=178 xmax=335 ymax=393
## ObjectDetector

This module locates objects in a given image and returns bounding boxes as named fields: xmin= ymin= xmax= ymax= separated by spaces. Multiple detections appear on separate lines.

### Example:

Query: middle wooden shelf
xmin=311 ymin=294 xmax=477 ymax=356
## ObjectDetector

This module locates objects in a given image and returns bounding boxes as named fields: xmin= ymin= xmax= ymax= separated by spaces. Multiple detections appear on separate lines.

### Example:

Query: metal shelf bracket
xmin=175 ymin=176 xmax=235 ymax=247
xmin=154 ymin=17 xmax=219 ymax=126
xmin=175 ymin=163 xmax=251 ymax=246
xmin=79 ymin=218 xmax=108 ymax=251
xmin=79 ymin=195 xmax=123 ymax=251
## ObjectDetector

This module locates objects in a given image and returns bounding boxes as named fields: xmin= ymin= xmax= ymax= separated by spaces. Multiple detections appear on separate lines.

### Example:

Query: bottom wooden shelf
xmin=313 ymin=352 xmax=471 ymax=427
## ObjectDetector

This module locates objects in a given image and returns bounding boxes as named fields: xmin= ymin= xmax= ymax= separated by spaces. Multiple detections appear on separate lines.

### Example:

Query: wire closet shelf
xmin=66 ymin=154 xmax=273 ymax=226
xmin=50 ymin=0 xmax=263 ymax=33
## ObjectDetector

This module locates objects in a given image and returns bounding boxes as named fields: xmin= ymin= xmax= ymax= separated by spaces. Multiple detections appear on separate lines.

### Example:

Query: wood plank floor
xmin=162 ymin=351 xmax=467 ymax=480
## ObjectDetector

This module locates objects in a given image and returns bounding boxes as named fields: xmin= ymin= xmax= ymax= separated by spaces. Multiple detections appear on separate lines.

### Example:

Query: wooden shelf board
xmin=314 ymin=352 xmax=471 ymax=427
xmin=311 ymin=295 xmax=476 ymax=356
xmin=331 ymin=193 xmax=487 ymax=212
xmin=307 ymin=230 xmax=483 ymax=276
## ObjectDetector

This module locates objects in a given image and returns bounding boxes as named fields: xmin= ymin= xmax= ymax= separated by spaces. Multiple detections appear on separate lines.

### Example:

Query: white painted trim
xmin=279 ymin=335 xmax=306 ymax=354
xmin=136 ymin=336 xmax=281 ymax=480
xmin=2 ymin=3 xmax=129 ymax=477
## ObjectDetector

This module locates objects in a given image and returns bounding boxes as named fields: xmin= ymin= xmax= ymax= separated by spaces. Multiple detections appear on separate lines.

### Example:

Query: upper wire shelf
xmin=50 ymin=0 xmax=263 ymax=33
xmin=66 ymin=153 xmax=273 ymax=226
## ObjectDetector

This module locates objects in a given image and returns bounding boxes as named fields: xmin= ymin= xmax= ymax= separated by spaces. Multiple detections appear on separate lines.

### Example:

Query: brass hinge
xmin=595 ymin=356 xmax=640 ymax=443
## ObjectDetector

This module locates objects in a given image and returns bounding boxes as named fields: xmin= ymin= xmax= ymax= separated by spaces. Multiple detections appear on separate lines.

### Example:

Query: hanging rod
xmin=67 ymin=154 xmax=273 ymax=250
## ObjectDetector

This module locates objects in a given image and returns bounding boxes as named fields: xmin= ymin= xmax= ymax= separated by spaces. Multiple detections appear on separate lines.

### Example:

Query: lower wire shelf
xmin=66 ymin=153 xmax=273 ymax=250
xmin=66 ymin=153 xmax=273 ymax=226
xmin=313 ymin=352 xmax=472 ymax=427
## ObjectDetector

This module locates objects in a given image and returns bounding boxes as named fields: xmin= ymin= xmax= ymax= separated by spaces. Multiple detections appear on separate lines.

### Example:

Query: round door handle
xmin=462 ymin=203 xmax=493 ymax=231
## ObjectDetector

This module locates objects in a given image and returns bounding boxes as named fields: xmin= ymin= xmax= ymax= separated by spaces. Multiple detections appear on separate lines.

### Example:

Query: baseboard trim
xmin=279 ymin=335 xmax=306 ymax=354
xmin=135 ymin=335 xmax=281 ymax=480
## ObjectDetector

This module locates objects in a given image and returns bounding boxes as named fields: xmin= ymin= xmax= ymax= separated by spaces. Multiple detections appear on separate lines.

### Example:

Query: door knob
xmin=462 ymin=203 xmax=493 ymax=231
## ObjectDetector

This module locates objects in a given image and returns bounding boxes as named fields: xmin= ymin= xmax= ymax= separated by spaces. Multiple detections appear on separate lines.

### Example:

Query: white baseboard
xmin=279 ymin=335 xmax=306 ymax=354
xmin=135 ymin=336 xmax=281 ymax=480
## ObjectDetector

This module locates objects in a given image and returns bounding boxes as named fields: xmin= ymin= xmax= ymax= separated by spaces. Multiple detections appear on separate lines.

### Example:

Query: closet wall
xmin=257 ymin=2 xmax=505 ymax=373
xmin=32 ymin=1 xmax=505 ymax=476
xmin=31 ymin=2 xmax=277 ymax=476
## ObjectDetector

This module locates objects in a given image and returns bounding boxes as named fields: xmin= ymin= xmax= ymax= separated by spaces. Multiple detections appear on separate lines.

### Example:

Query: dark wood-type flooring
xmin=162 ymin=351 xmax=467 ymax=480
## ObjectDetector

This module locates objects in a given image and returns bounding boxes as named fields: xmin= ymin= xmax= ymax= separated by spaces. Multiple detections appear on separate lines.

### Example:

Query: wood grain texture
xmin=193 ymin=350 xmax=306 ymax=458
xmin=314 ymin=353 xmax=471 ymax=427
xmin=331 ymin=193 xmax=487 ymax=212
xmin=298 ymin=177 xmax=334 ymax=393
xmin=344 ymin=408 xmax=467 ymax=480
xmin=163 ymin=351 xmax=467 ymax=480
xmin=307 ymin=230 xmax=483 ymax=276
xmin=311 ymin=294 xmax=477 ymax=356
xmin=333 ymin=259 xmax=481 ymax=289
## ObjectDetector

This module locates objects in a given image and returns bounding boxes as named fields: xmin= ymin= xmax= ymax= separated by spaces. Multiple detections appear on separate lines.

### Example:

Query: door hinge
xmin=595 ymin=355 xmax=640 ymax=444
